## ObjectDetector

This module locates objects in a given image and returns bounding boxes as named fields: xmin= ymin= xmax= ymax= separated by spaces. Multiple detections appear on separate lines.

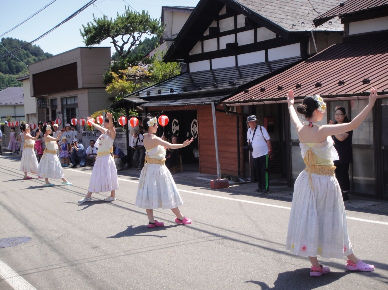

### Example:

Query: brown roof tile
xmin=314 ymin=0 xmax=388 ymax=26
xmin=224 ymin=36 xmax=388 ymax=104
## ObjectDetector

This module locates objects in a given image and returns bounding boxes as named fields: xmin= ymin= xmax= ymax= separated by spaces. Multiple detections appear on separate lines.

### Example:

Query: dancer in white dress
xmin=37 ymin=125 xmax=72 ymax=187
xmin=286 ymin=88 xmax=376 ymax=276
xmin=136 ymin=116 xmax=193 ymax=228
xmin=78 ymin=112 xmax=118 ymax=204
xmin=19 ymin=123 xmax=40 ymax=179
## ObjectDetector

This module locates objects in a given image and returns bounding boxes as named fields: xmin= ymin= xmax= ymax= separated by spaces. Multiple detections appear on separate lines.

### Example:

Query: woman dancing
xmin=286 ymin=88 xmax=376 ymax=276
xmin=37 ymin=125 xmax=72 ymax=186
xmin=19 ymin=123 xmax=40 ymax=179
xmin=136 ymin=116 xmax=193 ymax=228
xmin=78 ymin=112 xmax=118 ymax=204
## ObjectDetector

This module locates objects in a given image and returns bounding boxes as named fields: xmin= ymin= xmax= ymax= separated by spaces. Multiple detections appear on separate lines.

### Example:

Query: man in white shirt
xmin=86 ymin=139 xmax=98 ymax=166
xmin=246 ymin=115 xmax=272 ymax=194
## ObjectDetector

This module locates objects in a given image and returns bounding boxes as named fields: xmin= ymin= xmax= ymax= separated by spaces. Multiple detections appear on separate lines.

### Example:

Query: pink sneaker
xmin=175 ymin=217 xmax=192 ymax=225
xmin=23 ymin=176 xmax=33 ymax=180
xmin=346 ymin=260 xmax=374 ymax=272
xmin=148 ymin=220 xmax=164 ymax=228
xmin=310 ymin=265 xmax=330 ymax=277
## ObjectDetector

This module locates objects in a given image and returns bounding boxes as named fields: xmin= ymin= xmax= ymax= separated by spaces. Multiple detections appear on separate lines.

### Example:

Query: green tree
xmin=148 ymin=50 xmax=181 ymax=83
xmin=80 ymin=8 xmax=164 ymax=59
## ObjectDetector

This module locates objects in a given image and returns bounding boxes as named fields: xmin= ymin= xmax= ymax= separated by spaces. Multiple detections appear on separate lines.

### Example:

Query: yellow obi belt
xmin=43 ymin=148 xmax=57 ymax=155
xmin=97 ymin=147 xmax=113 ymax=157
xmin=24 ymin=144 xmax=34 ymax=149
xmin=145 ymin=155 xmax=166 ymax=165
xmin=303 ymin=149 xmax=336 ymax=190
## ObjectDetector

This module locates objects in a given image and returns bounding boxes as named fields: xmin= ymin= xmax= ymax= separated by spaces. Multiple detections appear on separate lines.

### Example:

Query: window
xmin=61 ymin=96 xmax=78 ymax=125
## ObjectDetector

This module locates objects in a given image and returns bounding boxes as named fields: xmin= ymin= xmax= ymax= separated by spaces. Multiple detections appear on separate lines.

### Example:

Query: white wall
xmin=219 ymin=34 xmax=235 ymax=49
xmin=268 ymin=43 xmax=300 ymax=61
xmin=22 ymin=79 xmax=36 ymax=115
xmin=219 ymin=17 xmax=234 ymax=32
xmin=163 ymin=10 xmax=192 ymax=39
xmin=349 ymin=16 xmax=388 ymax=35
xmin=257 ymin=27 xmax=276 ymax=42
xmin=189 ymin=41 xmax=202 ymax=55
xmin=189 ymin=60 xmax=210 ymax=72
xmin=238 ymin=50 xmax=265 ymax=66
xmin=0 ymin=105 xmax=24 ymax=123
xmin=237 ymin=14 xmax=246 ymax=28
xmin=203 ymin=38 xmax=218 ymax=52
xmin=237 ymin=29 xmax=255 ymax=46
xmin=212 ymin=56 xmax=235 ymax=69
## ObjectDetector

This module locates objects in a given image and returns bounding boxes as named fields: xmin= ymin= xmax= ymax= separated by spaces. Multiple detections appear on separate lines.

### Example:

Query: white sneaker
xmin=78 ymin=196 xmax=92 ymax=204
xmin=104 ymin=196 xmax=116 ymax=202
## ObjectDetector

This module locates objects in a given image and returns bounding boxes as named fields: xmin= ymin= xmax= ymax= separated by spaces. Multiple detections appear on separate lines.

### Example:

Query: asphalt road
xmin=0 ymin=155 xmax=387 ymax=290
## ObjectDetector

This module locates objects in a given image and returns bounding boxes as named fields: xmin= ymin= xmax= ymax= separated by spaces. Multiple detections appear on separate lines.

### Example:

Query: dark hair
xmin=104 ymin=118 xmax=109 ymax=123
xmin=142 ymin=115 xmax=155 ymax=131
xmin=10 ymin=127 xmax=15 ymax=131
xmin=90 ymin=140 xmax=95 ymax=143
xmin=20 ymin=123 xmax=26 ymax=132
xmin=296 ymin=96 xmax=319 ymax=119
xmin=42 ymin=124 xmax=51 ymax=134
xmin=47 ymin=120 xmax=52 ymax=124
xmin=334 ymin=106 xmax=350 ymax=123
xmin=38 ymin=121 xmax=43 ymax=125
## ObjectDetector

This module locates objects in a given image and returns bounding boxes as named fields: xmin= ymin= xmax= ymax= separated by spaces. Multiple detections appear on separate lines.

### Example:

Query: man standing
xmin=70 ymin=141 xmax=87 ymax=167
xmin=246 ymin=115 xmax=272 ymax=194
xmin=86 ymin=140 xmax=98 ymax=166
xmin=131 ymin=130 xmax=145 ymax=171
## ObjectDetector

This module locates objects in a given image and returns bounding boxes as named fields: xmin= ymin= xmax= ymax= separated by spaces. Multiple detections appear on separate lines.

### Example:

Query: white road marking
xmin=69 ymin=169 xmax=388 ymax=226
xmin=0 ymin=260 xmax=37 ymax=290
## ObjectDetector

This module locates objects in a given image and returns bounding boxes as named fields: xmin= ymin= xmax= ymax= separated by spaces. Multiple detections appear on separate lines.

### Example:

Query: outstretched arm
xmin=287 ymin=90 xmax=303 ymax=130
xmin=152 ymin=136 xmax=194 ymax=149
xmin=319 ymin=87 xmax=377 ymax=136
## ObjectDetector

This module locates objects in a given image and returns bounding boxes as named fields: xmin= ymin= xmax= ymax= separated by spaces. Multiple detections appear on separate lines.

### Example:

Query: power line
xmin=0 ymin=0 xmax=58 ymax=39
xmin=1 ymin=0 xmax=98 ymax=61
xmin=0 ymin=42 xmax=27 ymax=67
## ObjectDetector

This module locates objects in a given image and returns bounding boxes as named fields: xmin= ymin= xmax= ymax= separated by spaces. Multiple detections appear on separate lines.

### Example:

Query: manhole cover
xmin=0 ymin=237 xmax=31 ymax=248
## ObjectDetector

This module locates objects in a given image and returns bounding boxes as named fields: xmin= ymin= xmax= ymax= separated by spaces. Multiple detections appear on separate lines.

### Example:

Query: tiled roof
xmin=314 ymin=0 xmax=388 ymax=26
xmin=0 ymin=87 xmax=24 ymax=105
xmin=224 ymin=36 xmax=388 ymax=104
xmin=233 ymin=0 xmax=342 ymax=32
xmin=126 ymin=56 xmax=302 ymax=101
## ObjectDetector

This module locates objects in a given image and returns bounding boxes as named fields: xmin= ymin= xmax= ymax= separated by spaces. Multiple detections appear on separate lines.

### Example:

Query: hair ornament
xmin=147 ymin=117 xmax=157 ymax=127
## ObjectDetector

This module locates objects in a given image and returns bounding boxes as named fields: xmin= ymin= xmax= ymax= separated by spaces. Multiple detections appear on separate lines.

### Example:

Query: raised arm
xmin=319 ymin=87 xmax=377 ymax=136
xmin=106 ymin=112 xmax=116 ymax=139
xmin=44 ymin=131 xmax=62 ymax=142
xmin=151 ymin=136 xmax=194 ymax=149
xmin=287 ymin=90 xmax=303 ymax=130
xmin=87 ymin=117 xmax=106 ymax=134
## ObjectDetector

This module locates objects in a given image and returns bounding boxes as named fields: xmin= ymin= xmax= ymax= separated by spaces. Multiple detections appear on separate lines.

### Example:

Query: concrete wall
xmin=87 ymin=88 xmax=111 ymax=116
xmin=164 ymin=10 xmax=192 ymax=39
xmin=0 ymin=105 xmax=24 ymax=123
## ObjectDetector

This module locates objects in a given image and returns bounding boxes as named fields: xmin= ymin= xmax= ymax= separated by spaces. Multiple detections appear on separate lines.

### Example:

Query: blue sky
xmin=0 ymin=0 xmax=199 ymax=56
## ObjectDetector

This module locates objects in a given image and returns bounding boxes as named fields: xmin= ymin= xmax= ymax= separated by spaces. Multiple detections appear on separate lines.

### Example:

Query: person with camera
xmin=246 ymin=115 xmax=272 ymax=194
xmin=70 ymin=140 xmax=87 ymax=168
xmin=131 ymin=129 xmax=145 ymax=171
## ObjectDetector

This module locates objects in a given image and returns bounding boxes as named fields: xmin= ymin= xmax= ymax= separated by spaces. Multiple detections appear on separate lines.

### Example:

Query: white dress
xmin=37 ymin=140 xmax=63 ymax=179
xmin=20 ymin=138 xmax=38 ymax=173
xmin=286 ymin=137 xmax=353 ymax=258
xmin=88 ymin=130 xmax=119 ymax=193
xmin=136 ymin=145 xmax=183 ymax=209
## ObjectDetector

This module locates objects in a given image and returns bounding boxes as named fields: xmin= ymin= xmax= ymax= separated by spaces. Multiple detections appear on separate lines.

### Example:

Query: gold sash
xmin=24 ymin=144 xmax=34 ymax=149
xmin=43 ymin=148 xmax=57 ymax=156
xmin=304 ymin=149 xmax=336 ymax=191
xmin=97 ymin=147 xmax=113 ymax=157
xmin=145 ymin=155 xmax=166 ymax=165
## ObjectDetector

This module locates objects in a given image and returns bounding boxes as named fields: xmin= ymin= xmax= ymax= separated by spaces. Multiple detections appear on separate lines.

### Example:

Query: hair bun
xmin=296 ymin=104 xmax=308 ymax=115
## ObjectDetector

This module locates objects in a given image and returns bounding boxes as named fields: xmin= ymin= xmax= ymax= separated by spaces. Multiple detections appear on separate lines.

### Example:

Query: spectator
xmin=63 ymin=124 xmax=73 ymax=141
xmin=246 ymin=115 xmax=272 ymax=194
xmin=131 ymin=130 xmax=145 ymax=171
xmin=70 ymin=140 xmax=86 ymax=167
xmin=59 ymin=137 xmax=70 ymax=167
xmin=113 ymin=143 xmax=129 ymax=171
xmin=8 ymin=127 xmax=17 ymax=154
xmin=86 ymin=140 xmax=98 ymax=166
xmin=71 ymin=125 xmax=78 ymax=142
xmin=52 ymin=124 xmax=60 ymax=139
xmin=166 ymin=135 xmax=180 ymax=169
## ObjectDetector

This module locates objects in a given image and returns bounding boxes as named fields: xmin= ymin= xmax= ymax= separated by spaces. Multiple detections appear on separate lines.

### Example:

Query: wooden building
xmin=119 ymin=0 xmax=344 ymax=177
xmin=224 ymin=0 xmax=388 ymax=199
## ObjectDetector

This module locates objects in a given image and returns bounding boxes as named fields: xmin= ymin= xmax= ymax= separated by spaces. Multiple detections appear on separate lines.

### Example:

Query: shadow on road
xmin=246 ymin=268 xmax=347 ymax=289
xmin=107 ymin=225 xmax=179 ymax=238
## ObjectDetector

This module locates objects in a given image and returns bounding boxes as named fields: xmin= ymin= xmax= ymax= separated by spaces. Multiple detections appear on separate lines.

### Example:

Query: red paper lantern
xmin=129 ymin=117 xmax=139 ymax=127
xmin=79 ymin=118 xmax=86 ymax=126
xmin=30 ymin=123 xmax=37 ymax=130
xmin=14 ymin=121 xmax=19 ymax=127
xmin=96 ymin=115 xmax=104 ymax=124
xmin=118 ymin=116 xmax=127 ymax=126
xmin=87 ymin=118 xmax=95 ymax=126
xmin=71 ymin=118 xmax=78 ymax=126
xmin=55 ymin=118 xmax=62 ymax=126
xmin=158 ymin=115 xmax=169 ymax=127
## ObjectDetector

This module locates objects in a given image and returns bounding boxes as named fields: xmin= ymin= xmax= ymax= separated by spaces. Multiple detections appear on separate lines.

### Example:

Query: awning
xmin=141 ymin=95 xmax=229 ymax=107
xmin=111 ymin=96 xmax=149 ymax=109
